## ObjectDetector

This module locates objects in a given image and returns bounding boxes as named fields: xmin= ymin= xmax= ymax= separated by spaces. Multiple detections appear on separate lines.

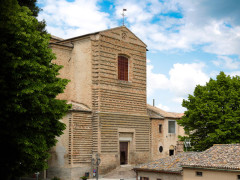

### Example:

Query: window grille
xmin=118 ymin=56 xmax=128 ymax=81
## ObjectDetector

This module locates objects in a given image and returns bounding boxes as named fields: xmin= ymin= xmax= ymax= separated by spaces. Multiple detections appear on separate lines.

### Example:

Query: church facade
xmin=47 ymin=26 xmax=184 ymax=180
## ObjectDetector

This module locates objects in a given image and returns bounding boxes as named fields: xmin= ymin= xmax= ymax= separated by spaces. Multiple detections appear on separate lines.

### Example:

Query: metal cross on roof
xmin=121 ymin=9 xmax=127 ymax=26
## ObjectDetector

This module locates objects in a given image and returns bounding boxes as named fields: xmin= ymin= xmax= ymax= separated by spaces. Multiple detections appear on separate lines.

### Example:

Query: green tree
xmin=18 ymin=0 xmax=47 ymax=33
xmin=0 ymin=0 xmax=70 ymax=179
xmin=18 ymin=0 xmax=40 ymax=17
xmin=178 ymin=72 xmax=240 ymax=151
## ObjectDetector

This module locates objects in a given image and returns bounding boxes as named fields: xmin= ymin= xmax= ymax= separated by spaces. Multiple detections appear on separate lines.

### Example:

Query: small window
xmin=159 ymin=146 xmax=163 ymax=153
xmin=140 ymin=177 xmax=149 ymax=180
xmin=118 ymin=56 xmax=128 ymax=81
xmin=159 ymin=124 xmax=162 ymax=133
xmin=196 ymin=172 xmax=202 ymax=176
xmin=168 ymin=120 xmax=176 ymax=134
xmin=238 ymin=175 xmax=240 ymax=180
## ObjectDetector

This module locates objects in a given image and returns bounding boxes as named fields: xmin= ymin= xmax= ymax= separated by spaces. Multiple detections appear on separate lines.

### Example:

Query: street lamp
xmin=35 ymin=172 xmax=40 ymax=180
xmin=92 ymin=154 xmax=101 ymax=180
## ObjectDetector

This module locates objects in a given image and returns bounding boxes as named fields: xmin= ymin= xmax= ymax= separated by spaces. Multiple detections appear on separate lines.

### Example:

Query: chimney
xmin=153 ymin=99 xmax=155 ymax=107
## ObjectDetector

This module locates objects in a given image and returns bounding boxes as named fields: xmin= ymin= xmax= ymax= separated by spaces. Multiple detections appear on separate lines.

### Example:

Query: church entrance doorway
xmin=120 ymin=142 xmax=128 ymax=165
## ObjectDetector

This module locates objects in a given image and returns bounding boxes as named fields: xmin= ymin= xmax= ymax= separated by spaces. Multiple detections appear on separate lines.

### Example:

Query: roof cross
xmin=121 ymin=9 xmax=127 ymax=26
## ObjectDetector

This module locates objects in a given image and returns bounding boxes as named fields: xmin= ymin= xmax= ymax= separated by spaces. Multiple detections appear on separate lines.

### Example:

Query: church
xmin=47 ymin=26 xmax=184 ymax=180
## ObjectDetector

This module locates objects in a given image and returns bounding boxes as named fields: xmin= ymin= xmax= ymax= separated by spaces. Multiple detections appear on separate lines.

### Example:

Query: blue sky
xmin=37 ymin=0 xmax=240 ymax=113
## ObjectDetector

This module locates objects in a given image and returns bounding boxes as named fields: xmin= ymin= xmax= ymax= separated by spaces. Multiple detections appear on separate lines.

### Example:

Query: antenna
xmin=121 ymin=9 xmax=127 ymax=26
xmin=184 ymin=139 xmax=191 ymax=152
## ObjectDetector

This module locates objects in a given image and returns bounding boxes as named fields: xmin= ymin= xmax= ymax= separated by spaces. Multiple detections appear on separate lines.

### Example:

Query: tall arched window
xmin=118 ymin=55 xmax=128 ymax=81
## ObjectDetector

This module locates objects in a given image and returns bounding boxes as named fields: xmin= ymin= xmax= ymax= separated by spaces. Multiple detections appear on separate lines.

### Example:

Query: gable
xmin=99 ymin=26 xmax=147 ymax=47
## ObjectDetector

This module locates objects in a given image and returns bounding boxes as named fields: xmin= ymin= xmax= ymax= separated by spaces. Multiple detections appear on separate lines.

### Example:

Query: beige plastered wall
xmin=183 ymin=168 xmax=240 ymax=180
xmin=151 ymin=118 xmax=185 ymax=160
xmin=52 ymin=38 xmax=92 ymax=108
xmin=52 ymin=46 xmax=73 ymax=101
xmin=48 ymin=113 xmax=71 ymax=179
xmin=71 ymin=38 xmax=92 ymax=108
xmin=138 ymin=171 xmax=182 ymax=180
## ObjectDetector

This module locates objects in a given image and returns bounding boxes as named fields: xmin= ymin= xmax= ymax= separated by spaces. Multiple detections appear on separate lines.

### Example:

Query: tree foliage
xmin=178 ymin=72 xmax=240 ymax=151
xmin=18 ymin=0 xmax=47 ymax=33
xmin=0 ymin=0 xmax=70 ymax=179
xmin=18 ymin=0 xmax=40 ymax=17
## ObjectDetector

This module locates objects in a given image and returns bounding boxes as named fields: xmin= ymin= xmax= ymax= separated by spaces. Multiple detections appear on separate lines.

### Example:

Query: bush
xmin=51 ymin=177 xmax=61 ymax=180
xmin=80 ymin=176 xmax=88 ymax=180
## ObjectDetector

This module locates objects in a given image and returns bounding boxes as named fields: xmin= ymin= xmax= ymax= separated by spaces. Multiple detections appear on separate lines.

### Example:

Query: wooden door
xmin=120 ymin=142 xmax=128 ymax=165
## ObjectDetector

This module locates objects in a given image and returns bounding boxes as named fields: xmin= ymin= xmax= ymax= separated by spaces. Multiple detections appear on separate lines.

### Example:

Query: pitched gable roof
xmin=181 ymin=144 xmax=240 ymax=171
xmin=50 ymin=26 xmax=147 ymax=47
xmin=147 ymin=104 xmax=184 ymax=119
xmin=134 ymin=152 xmax=198 ymax=174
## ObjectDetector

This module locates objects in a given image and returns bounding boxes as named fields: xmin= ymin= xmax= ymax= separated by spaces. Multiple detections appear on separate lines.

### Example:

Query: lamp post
xmin=184 ymin=139 xmax=191 ymax=152
xmin=35 ymin=172 xmax=40 ymax=180
xmin=92 ymin=153 xmax=101 ymax=180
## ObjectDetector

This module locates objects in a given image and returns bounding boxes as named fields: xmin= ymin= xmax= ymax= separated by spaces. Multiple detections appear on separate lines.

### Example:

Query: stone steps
xmin=102 ymin=165 xmax=136 ymax=179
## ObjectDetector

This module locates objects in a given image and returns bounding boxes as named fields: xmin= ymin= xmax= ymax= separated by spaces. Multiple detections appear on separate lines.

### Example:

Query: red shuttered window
xmin=118 ymin=56 xmax=128 ymax=81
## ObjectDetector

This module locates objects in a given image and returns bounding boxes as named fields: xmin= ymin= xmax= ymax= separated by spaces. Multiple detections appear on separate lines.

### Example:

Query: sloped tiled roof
xmin=67 ymin=101 xmax=91 ymax=112
xmin=147 ymin=104 xmax=184 ymax=119
xmin=134 ymin=152 xmax=198 ymax=174
xmin=51 ymin=35 xmax=64 ymax=41
xmin=181 ymin=144 xmax=240 ymax=170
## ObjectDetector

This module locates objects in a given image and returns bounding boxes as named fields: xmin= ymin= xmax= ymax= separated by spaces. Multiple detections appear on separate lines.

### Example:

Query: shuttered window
xmin=118 ymin=56 xmax=128 ymax=81
xmin=168 ymin=120 xmax=176 ymax=134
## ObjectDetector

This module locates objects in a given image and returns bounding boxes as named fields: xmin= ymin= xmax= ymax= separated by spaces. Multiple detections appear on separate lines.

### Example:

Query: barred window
xmin=118 ymin=56 xmax=128 ymax=81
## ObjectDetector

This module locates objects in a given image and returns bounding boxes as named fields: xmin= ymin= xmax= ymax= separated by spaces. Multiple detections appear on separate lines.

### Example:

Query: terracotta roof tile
xmin=134 ymin=152 xmax=198 ymax=174
xmin=147 ymin=104 xmax=183 ymax=119
xmin=181 ymin=144 xmax=240 ymax=170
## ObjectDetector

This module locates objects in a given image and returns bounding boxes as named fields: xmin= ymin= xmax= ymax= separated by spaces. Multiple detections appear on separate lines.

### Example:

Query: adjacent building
xmin=148 ymin=104 xmax=185 ymax=160
xmin=134 ymin=152 xmax=197 ymax=180
xmin=134 ymin=144 xmax=240 ymax=180
xmin=182 ymin=144 xmax=240 ymax=180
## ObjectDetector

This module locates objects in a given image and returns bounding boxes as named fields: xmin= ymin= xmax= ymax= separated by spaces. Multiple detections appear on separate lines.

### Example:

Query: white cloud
xmin=168 ymin=63 xmax=209 ymax=96
xmin=172 ymin=97 xmax=184 ymax=104
xmin=156 ymin=103 xmax=170 ymax=112
xmin=147 ymin=64 xmax=169 ymax=96
xmin=116 ymin=0 xmax=240 ymax=56
xmin=212 ymin=55 xmax=240 ymax=70
xmin=38 ymin=0 xmax=116 ymax=38
xmin=228 ymin=71 xmax=240 ymax=77
xmin=147 ymin=61 xmax=209 ymax=107
xmin=39 ymin=0 xmax=240 ymax=57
